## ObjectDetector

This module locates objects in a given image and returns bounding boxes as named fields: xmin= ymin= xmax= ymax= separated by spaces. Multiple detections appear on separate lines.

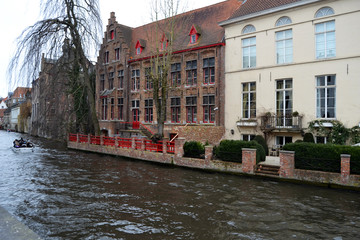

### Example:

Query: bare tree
xmin=8 ymin=0 xmax=102 ymax=135
xmin=148 ymin=0 xmax=183 ymax=137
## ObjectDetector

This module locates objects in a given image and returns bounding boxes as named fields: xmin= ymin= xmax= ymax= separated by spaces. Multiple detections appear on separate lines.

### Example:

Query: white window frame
xmin=316 ymin=75 xmax=336 ymax=119
xmin=315 ymin=20 xmax=336 ymax=59
xmin=242 ymin=82 xmax=256 ymax=119
xmin=276 ymin=29 xmax=293 ymax=64
xmin=242 ymin=37 xmax=256 ymax=69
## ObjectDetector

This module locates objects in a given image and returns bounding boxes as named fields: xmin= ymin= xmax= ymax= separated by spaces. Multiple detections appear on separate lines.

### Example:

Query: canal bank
xmin=0 ymin=206 xmax=41 ymax=240
xmin=67 ymin=135 xmax=360 ymax=191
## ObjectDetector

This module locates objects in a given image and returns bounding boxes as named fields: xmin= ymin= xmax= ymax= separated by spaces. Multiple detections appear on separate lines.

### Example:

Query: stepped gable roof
xmin=129 ymin=0 xmax=243 ymax=61
xmin=228 ymin=0 xmax=302 ymax=21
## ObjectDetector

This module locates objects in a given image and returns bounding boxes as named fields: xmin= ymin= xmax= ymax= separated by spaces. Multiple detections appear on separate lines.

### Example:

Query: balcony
xmin=261 ymin=115 xmax=303 ymax=132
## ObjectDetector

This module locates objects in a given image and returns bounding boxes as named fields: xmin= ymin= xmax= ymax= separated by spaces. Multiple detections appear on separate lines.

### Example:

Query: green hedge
xmin=283 ymin=142 xmax=360 ymax=174
xmin=183 ymin=141 xmax=205 ymax=159
xmin=214 ymin=140 xmax=265 ymax=164
xmin=253 ymin=135 xmax=269 ymax=156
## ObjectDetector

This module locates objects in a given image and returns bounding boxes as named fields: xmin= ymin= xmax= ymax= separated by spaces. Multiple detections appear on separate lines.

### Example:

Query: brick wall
xmin=177 ymin=125 xmax=225 ymax=145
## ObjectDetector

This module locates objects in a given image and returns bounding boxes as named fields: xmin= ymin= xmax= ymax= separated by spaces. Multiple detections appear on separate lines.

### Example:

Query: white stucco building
xmin=220 ymin=0 xmax=360 ymax=151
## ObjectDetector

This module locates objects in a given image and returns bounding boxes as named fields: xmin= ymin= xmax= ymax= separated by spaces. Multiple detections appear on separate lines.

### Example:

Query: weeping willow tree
xmin=8 ymin=0 xmax=102 ymax=135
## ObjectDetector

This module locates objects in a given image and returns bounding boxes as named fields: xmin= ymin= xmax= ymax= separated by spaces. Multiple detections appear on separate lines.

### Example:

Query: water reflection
xmin=0 ymin=131 xmax=359 ymax=239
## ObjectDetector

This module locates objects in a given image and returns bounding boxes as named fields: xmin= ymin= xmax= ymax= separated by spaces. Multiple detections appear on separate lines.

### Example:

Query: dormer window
xmin=135 ymin=40 xmax=145 ymax=55
xmin=188 ymin=25 xmax=200 ymax=44
xmin=160 ymin=34 xmax=169 ymax=50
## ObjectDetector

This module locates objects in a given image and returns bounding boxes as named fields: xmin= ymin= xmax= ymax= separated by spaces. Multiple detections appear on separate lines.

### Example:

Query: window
xmin=186 ymin=96 xmax=197 ymax=123
xmin=131 ymin=100 xmax=140 ymax=122
xmin=131 ymin=69 xmax=140 ymax=91
xmin=315 ymin=7 xmax=335 ymax=18
xmin=242 ymin=82 xmax=256 ymax=119
xmin=171 ymin=97 xmax=181 ymax=123
xmin=110 ymin=98 xmax=115 ymax=120
xmin=100 ymin=74 xmax=105 ymax=91
xmin=276 ymin=30 xmax=293 ymax=64
xmin=316 ymin=136 xmax=328 ymax=144
xmin=161 ymin=39 xmax=168 ymax=50
xmin=117 ymin=98 xmax=123 ymax=120
xmin=203 ymin=95 xmax=215 ymax=123
xmin=110 ymin=30 xmax=115 ymax=40
xmin=136 ymin=47 xmax=141 ymax=55
xmin=115 ymin=48 xmax=120 ymax=61
xmin=190 ymin=34 xmax=197 ymax=44
xmin=243 ymin=134 xmax=255 ymax=141
xmin=101 ymin=98 xmax=107 ymax=120
xmin=171 ymin=63 xmax=181 ymax=87
xmin=276 ymin=16 xmax=292 ymax=27
xmin=145 ymin=67 xmax=153 ymax=90
xmin=203 ymin=57 xmax=215 ymax=85
xmin=276 ymin=136 xmax=292 ymax=146
xmin=242 ymin=25 xmax=256 ymax=34
xmin=315 ymin=21 xmax=335 ymax=59
xmin=145 ymin=99 xmax=153 ymax=122
xmin=316 ymin=75 xmax=336 ymax=119
xmin=186 ymin=60 xmax=197 ymax=86
xmin=104 ymin=51 xmax=109 ymax=64
xmin=242 ymin=37 xmax=256 ymax=68
xmin=118 ymin=70 xmax=124 ymax=89
xmin=276 ymin=79 xmax=293 ymax=127
xmin=108 ymin=72 xmax=114 ymax=89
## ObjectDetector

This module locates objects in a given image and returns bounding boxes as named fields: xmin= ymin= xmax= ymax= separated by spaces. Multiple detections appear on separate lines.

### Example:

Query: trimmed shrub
xmin=183 ymin=141 xmax=205 ymax=159
xmin=214 ymin=140 xmax=265 ymax=164
xmin=283 ymin=142 xmax=360 ymax=174
xmin=253 ymin=135 xmax=268 ymax=156
xmin=303 ymin=132 xmax=315 ymax=143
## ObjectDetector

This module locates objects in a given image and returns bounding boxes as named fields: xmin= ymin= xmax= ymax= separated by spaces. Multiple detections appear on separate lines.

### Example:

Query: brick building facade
xmin=96 ymin=0 xmax=243 ymax=143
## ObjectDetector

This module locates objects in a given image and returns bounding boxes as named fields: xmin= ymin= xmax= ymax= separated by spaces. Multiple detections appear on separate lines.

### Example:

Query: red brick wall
xmin=177 ymin=125 xmax=225 ymax=145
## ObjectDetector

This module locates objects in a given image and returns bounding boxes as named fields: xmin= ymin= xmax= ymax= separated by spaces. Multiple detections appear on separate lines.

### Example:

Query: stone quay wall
xmin=68 ymin=135 xmax=360 ymax=190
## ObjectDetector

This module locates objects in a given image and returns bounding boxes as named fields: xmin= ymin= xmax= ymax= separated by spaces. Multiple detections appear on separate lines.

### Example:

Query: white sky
xmin=0 ymin=0 xmax=223 ymax=98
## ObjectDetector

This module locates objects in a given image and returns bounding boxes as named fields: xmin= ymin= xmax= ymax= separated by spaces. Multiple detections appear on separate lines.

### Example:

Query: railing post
xmin=205 ymin=145 xmax=213 ymax=162
xmin=115 ymin=137 xmax=118 ymax=148
xmin=279 ymin=150 xmax=295 ymax=178
xmin=100 ymin=135 xmax=104 ymax=146
xmin=131 ymin=138 xmax=136 ymax=149
xmin=162 ymin=138 xmax=168 ymax=154
xmin=141 ymin=138 xmax=146 ymax=151
xmin=341 ymin=154 xmax=351 ymax=184
xmin=174 ymin=138 xmax=186 ymax=158
xmin=242 ymin=148 xmax=257 ymax=174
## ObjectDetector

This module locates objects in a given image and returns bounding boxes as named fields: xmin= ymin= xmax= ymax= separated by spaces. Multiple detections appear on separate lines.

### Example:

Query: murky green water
xmin=0 ymin=131 xmax=359 ymax=239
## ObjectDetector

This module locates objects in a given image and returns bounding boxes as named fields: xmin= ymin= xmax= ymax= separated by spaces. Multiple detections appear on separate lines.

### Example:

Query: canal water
xmin=0 ymin=131 xmax=359 ymax=240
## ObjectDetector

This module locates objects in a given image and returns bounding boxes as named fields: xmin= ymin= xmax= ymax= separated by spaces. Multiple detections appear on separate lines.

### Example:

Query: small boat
xmin=12 ymin=138 xmax=35 ymax=152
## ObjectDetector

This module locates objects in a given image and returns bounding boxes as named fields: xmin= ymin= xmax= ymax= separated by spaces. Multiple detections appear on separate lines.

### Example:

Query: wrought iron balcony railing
xmin=261 ymin=115 xmax=302 ymax=131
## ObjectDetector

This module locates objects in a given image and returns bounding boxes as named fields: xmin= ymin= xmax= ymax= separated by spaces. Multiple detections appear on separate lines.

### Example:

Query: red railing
xmin=69 ymin=133 xmax=77 ymax=142
xmin=90 ymin=135 xmax=100 ymax=145
xmin=167 ymin=141 xmax=175 ymax=154
xmin=145 ymin=140 xmax=163 ymax=153
xmin=69 ymin=133 xmax=175 ymax=154
xmin=79 ymin=134 xmax=88 ymax=143
xmin=117 ymin=138 xmax=132 ymax=148
xmin=135 ymin=139 xmax=142 ymax=149
xmin=103 ymin=136 xmax=115 ymax=146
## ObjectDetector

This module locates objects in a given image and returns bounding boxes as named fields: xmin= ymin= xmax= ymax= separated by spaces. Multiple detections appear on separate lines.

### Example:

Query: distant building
xmin=3 ymin=87 xmax=31 ymax=132
xmin=0 ymin=98 xmax=7 ymax=129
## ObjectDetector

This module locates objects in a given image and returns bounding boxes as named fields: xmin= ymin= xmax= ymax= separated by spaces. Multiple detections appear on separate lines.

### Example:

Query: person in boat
xmin=13 ymin=139 xmax=20 ymax=148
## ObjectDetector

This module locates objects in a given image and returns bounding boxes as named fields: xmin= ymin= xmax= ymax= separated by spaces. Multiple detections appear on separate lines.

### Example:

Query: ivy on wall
xmin=308 ymin=120 xmax=360 ymax=145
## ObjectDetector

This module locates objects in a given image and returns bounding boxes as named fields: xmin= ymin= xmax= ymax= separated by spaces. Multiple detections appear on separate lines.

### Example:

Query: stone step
xmin=255 ymin=164 xmax=280 ymax=176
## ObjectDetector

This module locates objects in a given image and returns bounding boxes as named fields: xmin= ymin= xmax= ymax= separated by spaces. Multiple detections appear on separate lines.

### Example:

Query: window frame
xmin=171 ymin=63 xmax=181 ymax=87
xmin=203 ymin=95 xmax=215 ymax=123
xmin=117 ymin=97 xmax=124 ymax=120
xmin=118 ymin=70 xmax=124 ymax=89
xmin=144 ymin=99 xmax=153 ymax=123
xmin=315 ymin=20 xmax=336 ymax=59
xmin=276 ymin=29 xmax=293 ymax=64
xmin=203 ymin=57 xmax=215 ymax=85
xmin=186 ymin=96 xmax=197 ymax=123
xmin=242 ymin=37 xmax=256 ymax=69
xmin=242 ymin=82 xmax=256 ymax=119
xmin=171 ymin=97 xmax=181 ymax=123
xmin=316 ymin=75 xmax=336 ymax=119
xmin=186 ymin=60 xmax=197 ymax=86
xmin=108 ymin=72 xmax=114 ymax=89
xmin=131 ymin=69 xmax=140 ymax=91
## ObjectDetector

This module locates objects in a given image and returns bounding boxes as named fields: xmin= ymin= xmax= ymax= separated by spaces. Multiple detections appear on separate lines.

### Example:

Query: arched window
xmin=315 ymin=7 xmax=335 ymax=18
xmin=242 ymin=25 xmax=256 ymax=34
xmin=276 ymin=16 xmax=292 ymax=27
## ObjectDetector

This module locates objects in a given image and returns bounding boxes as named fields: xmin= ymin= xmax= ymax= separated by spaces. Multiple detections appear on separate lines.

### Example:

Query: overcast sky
xmin=0 ymin=0 xmax=224 ymax=98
